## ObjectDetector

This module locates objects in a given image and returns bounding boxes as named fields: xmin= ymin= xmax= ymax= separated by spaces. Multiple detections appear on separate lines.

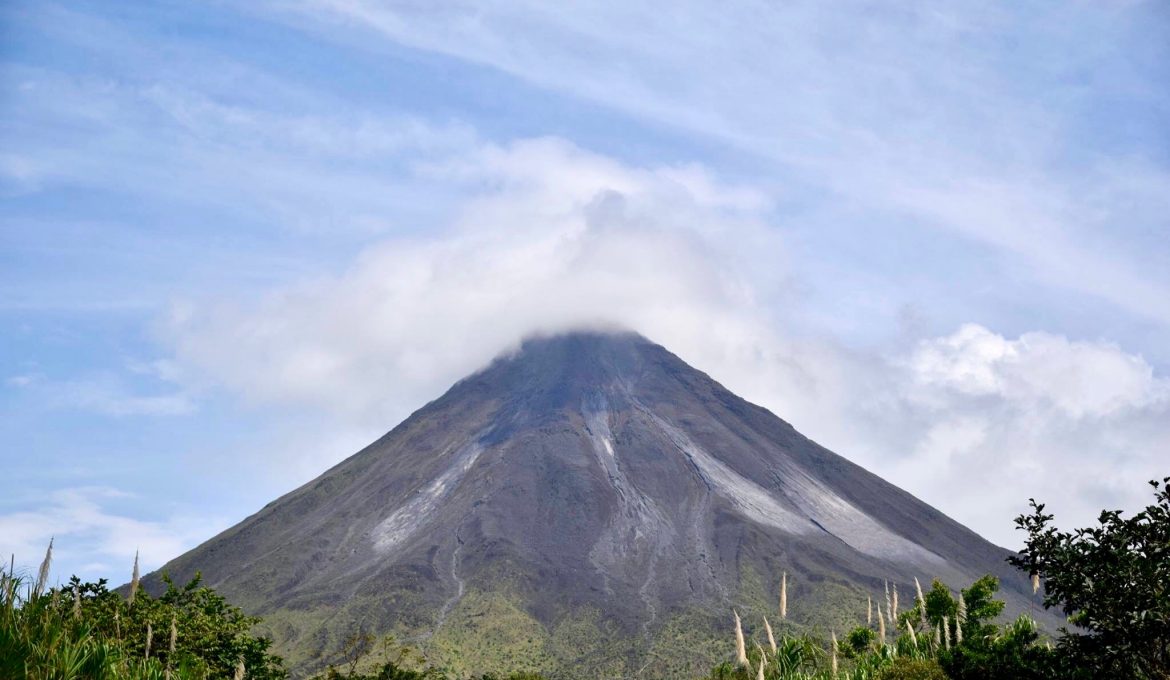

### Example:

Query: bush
xmin=874 ymin=657 xmax=948 ymax=680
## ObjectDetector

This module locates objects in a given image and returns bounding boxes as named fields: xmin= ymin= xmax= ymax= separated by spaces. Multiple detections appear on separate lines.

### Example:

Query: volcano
xmin=148 ymin=331 xmax=1039 ymax=678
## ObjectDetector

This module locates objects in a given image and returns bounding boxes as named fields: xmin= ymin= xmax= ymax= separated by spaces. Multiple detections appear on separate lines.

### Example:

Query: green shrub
xmin=874 ymin=657 xmax=947 ymax=680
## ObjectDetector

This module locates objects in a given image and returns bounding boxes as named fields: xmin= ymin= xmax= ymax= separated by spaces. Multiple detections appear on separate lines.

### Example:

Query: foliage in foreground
xmin=705 ymin=477 xmax=1170 ymax=680
xmin=1009 ymin=476 xmax=1170 ymax=679
xmin=1 ymin=553 xmax=284 ymax=680
xmin=706 ymin=575 xmax=1055 ymax=680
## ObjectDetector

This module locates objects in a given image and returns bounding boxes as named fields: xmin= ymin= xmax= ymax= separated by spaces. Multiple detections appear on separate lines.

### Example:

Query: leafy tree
xmin=922 ymin=580 xmax=957 ymax=627
xmin=957 ymin=575 xmax=1005 ymax=640
xmin=1009 ymin=477 xmax=1170 ymax=679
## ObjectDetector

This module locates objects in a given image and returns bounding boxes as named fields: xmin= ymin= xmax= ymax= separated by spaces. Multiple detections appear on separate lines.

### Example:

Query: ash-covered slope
xmin=147 ymin=331 xmax=1038 ymax=678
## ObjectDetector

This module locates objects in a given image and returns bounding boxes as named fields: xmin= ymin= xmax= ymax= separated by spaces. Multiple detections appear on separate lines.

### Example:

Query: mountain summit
xmin=150 ymin=331 xmax=1036 ymax=677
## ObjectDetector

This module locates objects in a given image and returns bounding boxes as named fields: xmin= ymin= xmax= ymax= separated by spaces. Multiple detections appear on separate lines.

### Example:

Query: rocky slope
xmin=146 ymin=331 xmax=1043 ymax=678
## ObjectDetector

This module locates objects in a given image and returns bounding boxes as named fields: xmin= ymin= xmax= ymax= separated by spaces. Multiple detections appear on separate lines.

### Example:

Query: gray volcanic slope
xmin=146 ymin=331 xmax=1042 ymax=678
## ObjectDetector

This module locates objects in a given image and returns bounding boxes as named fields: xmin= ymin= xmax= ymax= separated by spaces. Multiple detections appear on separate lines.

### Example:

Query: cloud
xmin=166 ymin=137 xmax=1170 ymax=548
xmin=908 ymin=323 xmax=1166 ymax=418
xmin=1 ymin=62 xmax=471 ymax=238
xmin=8 ymin=371 xmax=195 ymax=417
xmin=278 ymin=0 xmax=1170 ymax=324
xmin=0 ymin=487 xmax=227 ymax=585
xmin=169 ymin=137 xmax=785 ymax=425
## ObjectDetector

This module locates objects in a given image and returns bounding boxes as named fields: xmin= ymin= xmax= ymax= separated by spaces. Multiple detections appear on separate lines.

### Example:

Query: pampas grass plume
xmin=892 ymin=583 xmax=899 ymax=618
xmin=34 ymin=537 xmax=53 ymax=597
xmin=146 ymin=622 xmax=153 ymax=659
xmin=764 ymin=615 xmax=777 ymax=652
xmin=877 ymin=606 xmax=886 ymax=642
xmin=867 ymin=595 xmax=872 ymax=625
xmin=942 ymin=616 xmax=951 ymax=650
xmin=234 ymin=657 xmax=246 ymax=680
xmin=129 ymin=550 xmax=140 ymax=605
xmin=733 ymin=609 xmax=748 ymax=667
xmin=884 ymin=580 xmax=892 ymax=623
xmin=831 ymin=630 xmax=839 ymax=675
xmin=780 ymin=572 xmax=788 ymax=620
xmin=1032 ymin=573 xmax=1040 ymax=595
xmin=915 ymin=577 xmax=927 ymax=627
xmin=958 ymin=592 xmax=967 ymax=623
xmin=906 ymin=620 xmax=917 ymax=647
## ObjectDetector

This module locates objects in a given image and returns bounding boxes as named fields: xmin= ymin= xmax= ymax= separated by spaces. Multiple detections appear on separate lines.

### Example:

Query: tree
xmin=922 ymin=580 xmax=957 ymax=627
xmin=957 ymin=574 xmax=1005 ymax=640
xmin=1009 ymin=476 xmax=1170 ymax=679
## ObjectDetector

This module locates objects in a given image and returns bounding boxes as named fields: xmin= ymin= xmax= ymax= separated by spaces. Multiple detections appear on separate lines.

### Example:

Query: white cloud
xmin=0 ymin=487 xmax=227 ymax=585
xmin=909 ymin=323 xmax=1166 ymax=418
xmin=166 ymin=138 xmax=1169 ymax=548
xmin=169 ymin=137 xmax=784 ymax=426
xmin=278 ymin=0 xmax=1170 ymax=323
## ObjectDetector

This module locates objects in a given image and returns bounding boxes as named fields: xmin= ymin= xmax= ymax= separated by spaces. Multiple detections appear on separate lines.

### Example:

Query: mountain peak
xmin=148 ymin=333 xmax=1039 ymax=678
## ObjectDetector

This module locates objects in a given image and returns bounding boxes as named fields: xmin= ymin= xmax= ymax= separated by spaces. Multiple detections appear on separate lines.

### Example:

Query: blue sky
xmin=2 ymin=0 xmax=1168 ymax=584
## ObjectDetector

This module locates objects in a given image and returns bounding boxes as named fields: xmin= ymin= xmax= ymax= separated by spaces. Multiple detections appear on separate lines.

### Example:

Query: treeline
xmin=3 ymin=477 xmax=1166 ymax=679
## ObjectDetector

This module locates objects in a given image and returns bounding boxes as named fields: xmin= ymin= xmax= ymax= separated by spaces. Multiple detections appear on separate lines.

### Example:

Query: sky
xmin=1 ymin=0 xmax=1168 ymax=585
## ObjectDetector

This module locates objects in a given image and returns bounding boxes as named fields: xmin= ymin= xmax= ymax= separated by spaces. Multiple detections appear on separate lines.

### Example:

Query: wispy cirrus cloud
xmin=277 ymin=0 xmax=1170 ymax=326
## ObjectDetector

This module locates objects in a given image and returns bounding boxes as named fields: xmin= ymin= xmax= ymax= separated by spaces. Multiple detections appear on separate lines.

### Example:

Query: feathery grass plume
xmin=129 ymin=550 xmax=140 ymax=604
xmin=763 ymin=615 xmax=777 ymax=653
xmin=34 ymin=537 xmax=53 ymax=597
xmin=867 ymin=595 xmax=872 ymax=625
xmin=1032 ymin=572 xmax=1040 ymax=595
xmin=933 ymin=621 xmax=941 ymax=647
xmin=72 ymin=583 xmax=81 ymax=618
xmin=733 ymin=609 xmax=748 ymax=667
xmin=146 ymin=622 xmax=153 ymax=659
xmin=831 ymin=630 xmax=839 ymax=676
xmin=892 ymin=582 xmax=899 ymax=618
xmin=756 ymin=655 xmax=765 ymax=680
xmin=884 ymin=580 xmax=892 ymax=624
xmin=957 ymin=591 xmax=967 ymax=623
xmin=877 ymin=605 xmax=886 ymax=643
xmin=942 ymin=616 xmax=951 ymax=650
xmin=915 ymin=577 xmax=927 ymax=627
xmin=955 ymin=617 xmax=963 ymax=645
xmin=780 ymin=572 xmax=788 ymax=620
xmin=234 ymin=656 xmax=246 ymax=680
xmin=906 ymin=620 xmax=917 ymax=647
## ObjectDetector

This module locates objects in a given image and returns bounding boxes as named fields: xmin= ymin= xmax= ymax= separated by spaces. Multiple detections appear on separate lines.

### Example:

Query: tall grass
xmin=708 ymin=571 xmax=1050 ymax=680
